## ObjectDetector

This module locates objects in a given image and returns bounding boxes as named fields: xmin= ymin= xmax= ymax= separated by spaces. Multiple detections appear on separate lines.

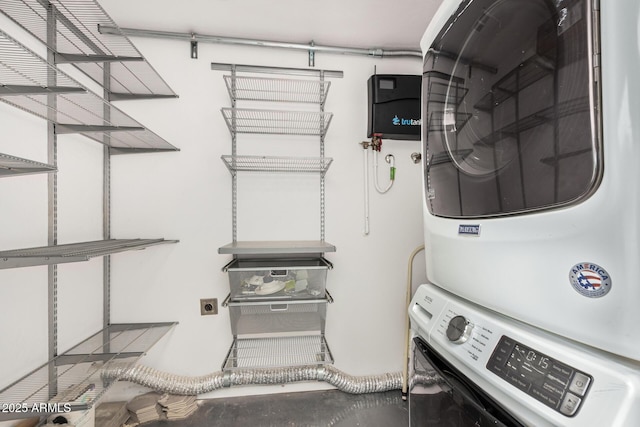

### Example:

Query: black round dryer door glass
xmin=423 ymin=0 xmax=599 ymax=218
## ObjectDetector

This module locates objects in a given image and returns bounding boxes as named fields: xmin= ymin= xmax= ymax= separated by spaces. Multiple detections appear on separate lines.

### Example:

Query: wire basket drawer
xmin=226 ymin=296 xmax=329 ymax=336
xmin=223 ymin=257 xmax=332 ymax=301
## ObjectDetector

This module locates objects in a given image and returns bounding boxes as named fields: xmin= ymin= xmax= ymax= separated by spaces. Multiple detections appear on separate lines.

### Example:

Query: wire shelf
xmin=427 ymin=81 xmax=468 ymax=106
xmin=473 ymin=97 xmax=590 ymax=146
xmin=221 ymin=155 xmax=332 ymax=175
xmin=0 ymin=238 xmax=178 ymax=269
xmin=0 ymin=322 xmax=177 ymax=422
xmin=0 ymin=152 xmax=56 ymax=177
xmin=0 ymin=0 xmax=177 ymax=99
xmin=218 ymin=240 xmax=336 ymax=255
xmin=223 ymin=75 xmax=331 ymax=104
xmin=474 ymin=55 xmax=555 ymax=111
xmin=222 ymin=335 xmax=333 ymax=371
xmin=0 ymin=30 xmax=178 ymax=152
xmin=427 ymin=111 xmax=472 ymax=133
xmin=221 ymin=108 xmax=333 ymax=136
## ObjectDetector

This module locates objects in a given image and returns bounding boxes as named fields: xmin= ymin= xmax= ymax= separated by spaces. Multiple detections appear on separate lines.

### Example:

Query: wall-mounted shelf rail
xmin=0 ymin=239 xmax=178 ymax=269
xmin=0 ymin=30 xmax=178 ymax=153
xmin=0 ymin=152 xmax=56 ymax=177
xmin=0 ymin=322 xmax=177 ymax=422
xmin=0 ymin=0 xmax=177 ymax=100
xmin=223 ymin=75 xmax=331 ymax=104
xmin=221 ymin=108 xmax=333 ymax=136
xmin=221 ymin=155 xmax=333 ymax=175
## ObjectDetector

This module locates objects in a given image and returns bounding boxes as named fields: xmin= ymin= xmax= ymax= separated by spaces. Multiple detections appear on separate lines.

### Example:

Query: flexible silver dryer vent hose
xmin=101 ymin=364 xmax=409 ymax=396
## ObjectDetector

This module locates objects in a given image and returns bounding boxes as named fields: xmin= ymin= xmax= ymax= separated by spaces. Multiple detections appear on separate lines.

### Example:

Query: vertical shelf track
xmin=103 ymin=60 xmax=112 ymax=351
xmin=231 ymin=65 xmax=238 ymax=243
xmin=319 ymin=70 xmax=326 ymax=242
xmin=46 ymin=0 xmax=59 ymax=400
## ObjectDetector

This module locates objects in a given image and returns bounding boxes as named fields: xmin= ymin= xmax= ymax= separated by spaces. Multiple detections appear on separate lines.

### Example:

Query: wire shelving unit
xmin=0 ymin=322 xmax=177 ymax=422
xmin=0 ymin=0 xmax=180 ymax=422
xmin=0 ymin=0 xmax=177 ymax=100
xmin=0 ymin=30 xmax=178 ymax=152
xmin=214 ymin=63 xmax=342 ymax=251
xmin=213 ymin=63 xmax=342 ymax=371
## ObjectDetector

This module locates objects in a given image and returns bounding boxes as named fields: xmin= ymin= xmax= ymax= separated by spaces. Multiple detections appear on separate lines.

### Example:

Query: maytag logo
xmin=392 ymin=115 xmax=421 ymax=126
xmin=458 ymin=224 xmax=480 ymax=236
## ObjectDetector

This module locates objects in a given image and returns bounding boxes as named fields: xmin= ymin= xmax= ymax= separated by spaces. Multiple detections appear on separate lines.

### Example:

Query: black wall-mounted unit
xmin=367 ymin=74 xmax=421 ymax=140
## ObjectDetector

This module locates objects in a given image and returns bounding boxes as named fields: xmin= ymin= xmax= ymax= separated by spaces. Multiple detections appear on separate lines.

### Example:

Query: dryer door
xmin=423 ymin=0 xmax=600 ymax=218
xmin=409 ymin=337 xmax=523 ymax=427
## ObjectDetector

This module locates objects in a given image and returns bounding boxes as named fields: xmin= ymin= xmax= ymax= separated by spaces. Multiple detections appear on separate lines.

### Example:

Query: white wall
xmin=0 ymin=13 xmax=428 ymax=412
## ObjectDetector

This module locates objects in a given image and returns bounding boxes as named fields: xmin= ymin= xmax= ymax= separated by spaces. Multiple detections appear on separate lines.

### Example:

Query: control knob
xmin=447 ymin=315 xmax=473 ymax=344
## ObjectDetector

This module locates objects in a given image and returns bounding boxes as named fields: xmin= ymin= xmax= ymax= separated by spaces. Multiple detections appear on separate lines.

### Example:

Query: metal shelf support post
xmin=46 ymin=0 xmax=59 ymax=400
xmin=231 ymin=65 xmax=238 ymax=243
xmin=319 ymin=70 xmax=326 ymax=241
xmin=103 ymin=60 xmax=112 ymax=347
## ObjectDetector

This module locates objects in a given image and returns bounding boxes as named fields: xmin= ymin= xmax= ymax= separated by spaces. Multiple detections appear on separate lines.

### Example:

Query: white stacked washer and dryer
xmin=408 ymin=0 xmax=640 ymax=425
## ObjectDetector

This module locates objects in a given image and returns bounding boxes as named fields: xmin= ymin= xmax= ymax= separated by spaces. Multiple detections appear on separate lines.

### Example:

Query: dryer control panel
xmin=409 ymin=283 xmax=640 ymax=426
xmin=487 ymin=336 xmax=592 ymax=417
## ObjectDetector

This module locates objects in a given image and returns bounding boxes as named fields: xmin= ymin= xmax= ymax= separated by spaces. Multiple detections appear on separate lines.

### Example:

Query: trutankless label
xmin=569 ymin=262 xmax=612 ymax=298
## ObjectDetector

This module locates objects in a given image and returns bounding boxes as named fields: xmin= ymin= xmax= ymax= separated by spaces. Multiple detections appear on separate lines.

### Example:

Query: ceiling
xmin=99 ymin=0 xmax=444 ymax=51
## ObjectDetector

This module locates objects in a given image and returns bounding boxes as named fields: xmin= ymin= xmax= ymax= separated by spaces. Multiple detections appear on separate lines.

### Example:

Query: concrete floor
xmin=142 ymin=390 xmax=407 ymax=427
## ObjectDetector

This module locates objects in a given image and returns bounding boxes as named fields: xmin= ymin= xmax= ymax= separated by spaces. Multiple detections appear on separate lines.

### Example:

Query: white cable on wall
xmin=373 ymin=150 xmax=395 ymax=194
xmin=363 ymin=144 xmax=371 ymax=235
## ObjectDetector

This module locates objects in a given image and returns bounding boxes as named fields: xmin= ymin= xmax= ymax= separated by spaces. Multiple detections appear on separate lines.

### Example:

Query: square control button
xmin=560 ymin=393 xmax=582 ymax=416
xmin=569 ymin=372 xmax=591 ymax=396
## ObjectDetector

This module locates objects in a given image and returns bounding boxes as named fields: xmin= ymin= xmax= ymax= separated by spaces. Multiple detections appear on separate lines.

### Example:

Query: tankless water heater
xmin=367 ymin=74 xmax=421 ymax=140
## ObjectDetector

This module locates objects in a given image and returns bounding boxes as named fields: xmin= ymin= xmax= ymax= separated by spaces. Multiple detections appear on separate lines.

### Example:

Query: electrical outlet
xmin=200 ymin=298 xmax=218 ymax=315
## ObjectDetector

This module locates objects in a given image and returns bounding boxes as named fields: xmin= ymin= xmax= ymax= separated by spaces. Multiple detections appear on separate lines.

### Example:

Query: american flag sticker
xmin=569 ymin=263 xmax=612 ymax=298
